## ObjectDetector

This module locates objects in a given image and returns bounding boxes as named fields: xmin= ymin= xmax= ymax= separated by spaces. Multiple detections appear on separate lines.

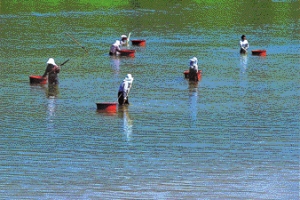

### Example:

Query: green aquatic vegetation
xmin=2 ymin=0 xmax=129 ymax=13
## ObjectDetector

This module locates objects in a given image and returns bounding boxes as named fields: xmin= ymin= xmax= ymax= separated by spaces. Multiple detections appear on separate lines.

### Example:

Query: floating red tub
xmin=183 ymin=70 xmax=202 ymax=81
xmin=96 ymin=102 xmax=117 ymax=112
xmin=131 ymin=39 xmax=146 ymax=46
xmin=252 ymin=49 xmax=267 ymax=56
xmin=29 ymin=75 xmax=47 ymax=84
xmin=119 ymin=49 xmax=136 ymax=57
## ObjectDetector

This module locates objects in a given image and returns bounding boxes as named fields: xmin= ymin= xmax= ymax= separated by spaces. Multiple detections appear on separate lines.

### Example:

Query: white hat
xmin=190 ymin=57 xmax=197 ymax=62
xmin=123 ymin=74 xmax=133 ymax=82
xmin=47 ymin=58 xmax=56 ymax=65
xmin=121 ymin=35 xmax=127 ymax=38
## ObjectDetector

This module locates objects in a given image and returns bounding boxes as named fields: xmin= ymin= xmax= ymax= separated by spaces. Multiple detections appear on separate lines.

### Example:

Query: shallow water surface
xmin=0 ymin=0 xmax=299 ymax=199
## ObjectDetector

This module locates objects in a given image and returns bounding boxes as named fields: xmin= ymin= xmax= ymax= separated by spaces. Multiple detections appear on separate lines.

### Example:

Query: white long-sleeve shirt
xmin=189 ymin=58 xmax=198 ymax=72
xmin=190 ymin=63 xmax=198 ymax=71
xmin=110 ymin=44 xmax=121 ymax=54
xmin=119 ymin=81 xmax=132 ymax=93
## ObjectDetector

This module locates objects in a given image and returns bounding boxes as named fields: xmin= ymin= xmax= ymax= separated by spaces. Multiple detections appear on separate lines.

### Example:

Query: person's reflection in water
xmin=118 ymin=106 xmax=133 ymax=141
xmin=188 ymin=81 xmax=198 ymax=127
xmin=45 ymin=84 xmax=59 ymax=130
xmin=239 ymin=54 xmax=248 ymax=96
xmin=110 ymin=56 xmax=121 ymax=76
xmin=240 ymin=54 xmax=248 ymax=74
xmin=46 ymin=84 xmax=59 ymax=98
xmin=46 ymin=96 xmax=56 ymax=130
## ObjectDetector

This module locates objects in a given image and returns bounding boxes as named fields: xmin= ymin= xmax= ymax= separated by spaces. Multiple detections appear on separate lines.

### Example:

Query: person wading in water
xmin=189 ymin=57 xmax=199 ymax=81
xmin=118 ymin=74 xmax=134 ymax=105
xmin=42 ymin=58 xmax=60 ymax=85
xmin=239 ymin=34 xmax=249 ymax=54
xmin=109 ymin=40 xmax=121 ymax=56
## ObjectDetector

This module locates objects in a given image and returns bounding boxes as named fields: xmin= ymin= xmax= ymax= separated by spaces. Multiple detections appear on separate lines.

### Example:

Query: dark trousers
xmin=118 ymin=92 xmax=129 ymax=105
xmin=240 ymin=48 xmax=247 ymax=54
xmin=189 ymin=69 xmax=198 ymax=81
xmin=48 ymin=75 xmax=59 ymax=85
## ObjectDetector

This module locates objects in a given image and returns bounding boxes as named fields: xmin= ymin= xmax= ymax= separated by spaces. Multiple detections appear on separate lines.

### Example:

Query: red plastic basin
xmin=29 ymin=75 xmax=47 ymax=84
xmin=96 ymin=102 xmax=117 ymax=112
xmin=252 ymin=49 xmax=267 ymax=56
xmin=183 ymin=70 xmax=202 ymax=81
xmin=131 ymin=39 xmax=146 ymax=46
xmin=119 ymin=49 xmax=135 ymax=57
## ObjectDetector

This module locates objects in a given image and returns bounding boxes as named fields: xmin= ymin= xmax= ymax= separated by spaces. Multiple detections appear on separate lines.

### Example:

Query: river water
xmin=0 ymin=0 xmax=299 ymax=199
